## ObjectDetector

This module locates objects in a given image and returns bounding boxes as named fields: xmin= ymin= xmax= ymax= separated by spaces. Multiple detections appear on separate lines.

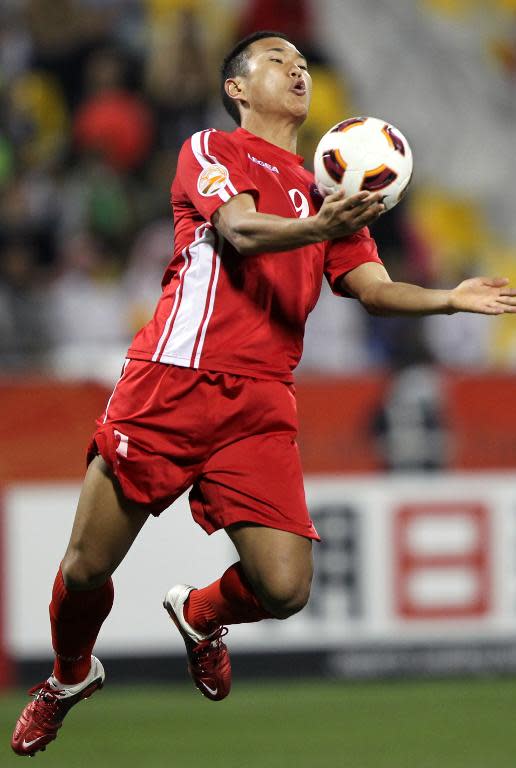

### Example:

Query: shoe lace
xmin=27 ymin=681 xmax=62 ymax=726
xmin=191 ymin=626 xmax=228 ymax=672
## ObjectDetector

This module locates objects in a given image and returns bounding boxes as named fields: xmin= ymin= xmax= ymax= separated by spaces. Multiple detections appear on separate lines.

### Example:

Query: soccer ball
xmin=314 ymin=116 xmax=413 ymax=210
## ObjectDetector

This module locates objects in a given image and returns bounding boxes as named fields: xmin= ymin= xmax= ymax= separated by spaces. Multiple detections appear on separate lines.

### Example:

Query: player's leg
xmin=163 ymin=524 xmax=312 ymax=702
xmin=62 ymin=453 xmax=149 ymax=591
xmin=181 ymin=523 xmax=312 ymax=634
xmin=163 ymin=422 xmax=318 ymax=701
xmin=184 ymin=422 xmax=316 ymax=623
xmin=164 ymin=525 xmax=311 ymax=703
xmin=12 ymin=455 xmax=149 ymax=757
xmin=225 ymin=523 xmax=313 ymax=618
xmin=54 ymin=454 xmax=149 ymax=681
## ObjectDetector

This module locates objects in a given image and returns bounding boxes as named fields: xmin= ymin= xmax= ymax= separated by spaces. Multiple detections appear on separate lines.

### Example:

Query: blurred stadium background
xmin=2 ymin=0 xmax=516 ymax=765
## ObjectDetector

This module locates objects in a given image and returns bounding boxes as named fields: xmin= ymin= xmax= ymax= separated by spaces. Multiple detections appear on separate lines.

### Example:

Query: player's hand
xmin=314 ymin=190 xmax=385 ymax=239
xmin=449 ymin=277 xmax=516 ymax=315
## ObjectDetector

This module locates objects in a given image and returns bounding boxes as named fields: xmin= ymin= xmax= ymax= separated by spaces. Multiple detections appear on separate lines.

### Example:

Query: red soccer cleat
xmin=163 ymin=584 xmax=231 ymax=701
xmin=11 ymin=656 xmax=105 ymax=757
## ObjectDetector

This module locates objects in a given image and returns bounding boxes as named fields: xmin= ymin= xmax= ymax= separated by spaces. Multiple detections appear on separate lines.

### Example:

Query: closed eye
xmin=270 ymin=58 xmax=283 ymax=63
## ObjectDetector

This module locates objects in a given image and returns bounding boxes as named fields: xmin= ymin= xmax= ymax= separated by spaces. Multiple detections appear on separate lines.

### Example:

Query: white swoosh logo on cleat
xmin=22 ymin=737 xmax=44 ymax=749
xmin=200 ymin=682 xmax=218 ymax=697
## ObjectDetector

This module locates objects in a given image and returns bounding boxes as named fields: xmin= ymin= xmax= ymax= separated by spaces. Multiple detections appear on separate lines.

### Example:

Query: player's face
xmin=238 ymin=37 xmax=312 ymax=124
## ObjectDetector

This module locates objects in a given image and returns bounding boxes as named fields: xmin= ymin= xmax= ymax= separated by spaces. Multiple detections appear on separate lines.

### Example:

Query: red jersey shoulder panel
xmin=172 ymin=129 xmax=260 ymax=228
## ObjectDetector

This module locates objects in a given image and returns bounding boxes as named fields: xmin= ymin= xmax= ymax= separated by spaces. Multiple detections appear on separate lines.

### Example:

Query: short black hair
xmin=221 ymin=30 xmax=293 ymax=125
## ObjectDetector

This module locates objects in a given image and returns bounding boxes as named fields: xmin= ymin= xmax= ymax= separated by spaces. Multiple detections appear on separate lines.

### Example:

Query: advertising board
xmin=4 ymin=474 xmax=516 ymax=676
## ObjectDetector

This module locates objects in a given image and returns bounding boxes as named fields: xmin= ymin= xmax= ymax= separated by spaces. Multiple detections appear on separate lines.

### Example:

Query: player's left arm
xmin=341 ymin=262 xmax=516 ymax=316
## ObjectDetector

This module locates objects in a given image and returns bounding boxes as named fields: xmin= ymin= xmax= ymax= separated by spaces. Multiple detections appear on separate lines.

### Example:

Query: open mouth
xmin=291 ymin=82 xmax=307 ymax=95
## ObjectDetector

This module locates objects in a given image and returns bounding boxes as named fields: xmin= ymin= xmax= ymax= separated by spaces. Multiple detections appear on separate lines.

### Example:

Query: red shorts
xmin=88 ymin=360 xmax=319 ymax=540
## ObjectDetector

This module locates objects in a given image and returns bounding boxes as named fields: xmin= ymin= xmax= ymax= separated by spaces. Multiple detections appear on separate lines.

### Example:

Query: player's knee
xmin=61 ymin=549 xmax=111 ymax=591
xmin=262 ymin=571 xmax=312 ymax=619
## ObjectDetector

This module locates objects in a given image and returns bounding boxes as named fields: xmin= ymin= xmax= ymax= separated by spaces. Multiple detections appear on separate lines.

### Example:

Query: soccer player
xmin=12 ymin=30 xmax=516 ymax=757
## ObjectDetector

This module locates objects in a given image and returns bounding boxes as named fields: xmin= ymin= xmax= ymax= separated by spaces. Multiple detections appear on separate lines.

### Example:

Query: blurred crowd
xmin=1 ymin=0 xmax=515 ymax=382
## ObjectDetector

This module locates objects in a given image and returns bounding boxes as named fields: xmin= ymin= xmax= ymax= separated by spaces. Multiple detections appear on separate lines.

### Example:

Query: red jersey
xmin=128 ymin=127 xmax=382 ymax=382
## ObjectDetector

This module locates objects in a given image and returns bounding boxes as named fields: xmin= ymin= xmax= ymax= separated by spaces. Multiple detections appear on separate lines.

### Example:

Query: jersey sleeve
xmin=324 ymin=227 xmax=383 ymax=296
xmin=175 ymin=129 xmax=259 ymax=221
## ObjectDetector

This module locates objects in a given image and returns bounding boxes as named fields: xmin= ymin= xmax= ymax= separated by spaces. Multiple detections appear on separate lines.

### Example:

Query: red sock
xmin=49 ymin=567 xmax=114 ymax=684
xmin=184 ymin=562 xmax=272 ymax=636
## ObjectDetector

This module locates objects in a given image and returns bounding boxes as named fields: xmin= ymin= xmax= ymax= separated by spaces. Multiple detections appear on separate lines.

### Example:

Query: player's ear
xmin=224 ymin=77 xmax=243 ymax=99
xmin=225 ymin=77 xmax=246 ymax=106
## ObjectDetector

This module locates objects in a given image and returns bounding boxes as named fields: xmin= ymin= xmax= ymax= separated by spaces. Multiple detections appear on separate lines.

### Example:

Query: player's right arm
xmin=175 ymin=129 xmax=383 ymax=254
xmin=213 ymin=189 xmax=384 ymax=256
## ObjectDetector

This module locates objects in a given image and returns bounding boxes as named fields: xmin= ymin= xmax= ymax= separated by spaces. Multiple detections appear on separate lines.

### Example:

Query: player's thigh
xmin=227 ymin=523 xmax=313 ymax=617
xmin=192 ymin=432 xmax=319 ymax=541
xmin=62 ymin=455 xmax=150 ymax=588
xmin=194 ymin=430 xmax=318 ymax=616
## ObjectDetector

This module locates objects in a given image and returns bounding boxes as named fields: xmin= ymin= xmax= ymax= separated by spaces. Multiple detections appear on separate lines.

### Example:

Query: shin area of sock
xmin=49 ymin=567 xmax=114 ymax=684
xmin=184 ymin=562 xmax=273 ymax=635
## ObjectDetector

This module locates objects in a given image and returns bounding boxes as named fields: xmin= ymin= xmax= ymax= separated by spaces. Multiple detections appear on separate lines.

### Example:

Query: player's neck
xmin=240 ymin=114 xmax=299 ymax=155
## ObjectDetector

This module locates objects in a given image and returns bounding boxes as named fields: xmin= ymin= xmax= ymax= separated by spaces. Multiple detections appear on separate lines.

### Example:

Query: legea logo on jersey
xmin=248 ymin=153 xmax=279 ymax=173
xmin=197 ymin=163 xmax=229 ymax=196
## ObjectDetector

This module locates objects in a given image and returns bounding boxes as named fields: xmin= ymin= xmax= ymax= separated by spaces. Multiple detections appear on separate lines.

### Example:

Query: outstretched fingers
xmin=495 ymin=297 xmax=516 ymax=312
xmin=477 ymin=277 xmax=516 ymax=313
xmin=493 ymin=279 xmax=516 ymax=311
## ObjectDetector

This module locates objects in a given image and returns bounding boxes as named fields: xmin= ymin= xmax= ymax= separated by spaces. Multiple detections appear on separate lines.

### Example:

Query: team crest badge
xmin=197 ymin=163 xmax=229 ymax=196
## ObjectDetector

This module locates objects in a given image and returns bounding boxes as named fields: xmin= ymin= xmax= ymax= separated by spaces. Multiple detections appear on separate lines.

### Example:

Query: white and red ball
xmin=314 ymin=116 xmax=413 ymax=210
